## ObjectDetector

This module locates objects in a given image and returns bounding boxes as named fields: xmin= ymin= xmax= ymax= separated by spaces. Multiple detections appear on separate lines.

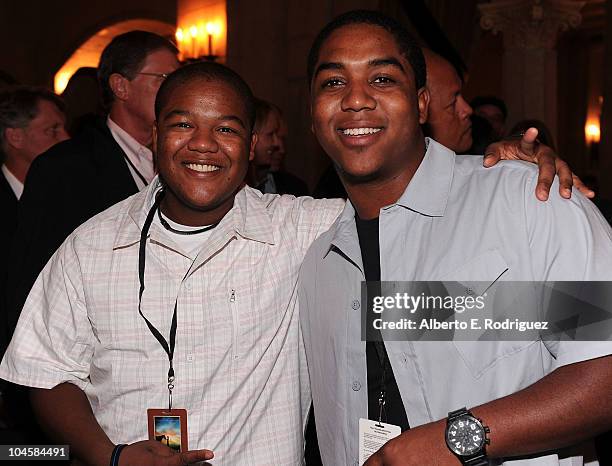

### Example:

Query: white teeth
xmin=342 ymin=127 xmax=381 ymax=136
xmin=185 ymin=163 xmax=220 ymax=172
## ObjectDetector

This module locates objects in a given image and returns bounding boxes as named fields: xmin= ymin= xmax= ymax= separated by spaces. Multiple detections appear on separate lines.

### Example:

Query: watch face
xmin=446 ymin=415 xmax=485 ymax=456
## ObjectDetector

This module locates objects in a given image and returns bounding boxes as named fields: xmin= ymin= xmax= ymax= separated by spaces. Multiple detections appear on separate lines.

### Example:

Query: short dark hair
xmin=155 ymin=62 xmax=256 ymax=131
xmin=97 ymin=30 xmax=178 ymax=109
xmin=307 ymin=10 xmax=426 ymax=90
xmin=0 ymin=86 xmax=65 ymax=153
xmin=470 ymin=96 xmax=508 ymax=121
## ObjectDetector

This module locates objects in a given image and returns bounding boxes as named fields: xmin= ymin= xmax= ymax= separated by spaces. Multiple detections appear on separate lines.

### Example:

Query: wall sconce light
xmin=175 ymin=20 xmax=223 ymax=62
xmin=585 ymin=120 xmax=601 ymax=145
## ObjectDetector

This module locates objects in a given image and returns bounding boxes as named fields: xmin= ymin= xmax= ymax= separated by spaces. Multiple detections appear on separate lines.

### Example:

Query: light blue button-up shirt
xmin=299 ymin=139 xmax=612 ymax=466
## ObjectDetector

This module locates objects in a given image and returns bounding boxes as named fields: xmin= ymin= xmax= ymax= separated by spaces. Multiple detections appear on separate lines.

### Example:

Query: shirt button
xmin=351 ymin=299 xmax=360 ymax=310
xmin=351 ymin=381 xmax=361 ymax=391
xmin=184 ymin=282 xmax=192 ymax=291
xmin=186 ymin=354 xmax=194 ymax=362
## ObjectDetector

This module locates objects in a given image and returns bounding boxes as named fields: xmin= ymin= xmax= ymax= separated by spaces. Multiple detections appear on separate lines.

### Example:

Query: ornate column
xmin=478 ymin=0 xmax=584 ymax=140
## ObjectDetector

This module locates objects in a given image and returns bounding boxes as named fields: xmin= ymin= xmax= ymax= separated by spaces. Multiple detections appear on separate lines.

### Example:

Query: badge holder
xmin=148 ymin=408 xmax=188 ymax=452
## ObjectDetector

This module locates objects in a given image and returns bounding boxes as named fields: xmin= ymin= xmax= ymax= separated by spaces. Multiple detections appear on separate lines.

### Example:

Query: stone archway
xmin=54 ymin=18 xmax=175 ymax=93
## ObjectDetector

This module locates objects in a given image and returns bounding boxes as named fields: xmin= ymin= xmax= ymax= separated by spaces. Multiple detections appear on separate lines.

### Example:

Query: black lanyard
xmin=373 ymin=340 xmax=388 ymax=424
xmin=138 ymin=190 xmax=178 ymax=409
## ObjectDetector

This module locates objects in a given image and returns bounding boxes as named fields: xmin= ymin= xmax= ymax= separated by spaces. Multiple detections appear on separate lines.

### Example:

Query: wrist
xmin=445 ymin=407 xmax=490 ymax=466
xmin=84 ymin=441 xmax=116 ymax=466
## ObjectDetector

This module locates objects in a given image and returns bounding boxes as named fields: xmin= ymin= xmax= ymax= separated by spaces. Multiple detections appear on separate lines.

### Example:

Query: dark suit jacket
xmin=0 ymin=172 xmax=18 ymax=353
xmin=3 ymin=117 xmax=138 ymax=350
xmin=272 ymin=171 xmax=309 ymax=196
xmin=0 ymin=171 xmax=18 ymax=266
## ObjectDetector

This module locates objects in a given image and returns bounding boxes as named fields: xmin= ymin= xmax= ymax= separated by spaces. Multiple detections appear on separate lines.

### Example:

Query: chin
xmin=336 ymin=164 xmax=383 ymax=185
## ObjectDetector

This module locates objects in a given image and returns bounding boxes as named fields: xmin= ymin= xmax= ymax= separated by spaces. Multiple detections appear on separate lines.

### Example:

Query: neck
xmin=3 ymin=154 xmax=30 ymax=183
xmin=160 ymin=193 xmax=235 ymax=228
xmin=109 ymin=105 xmax=152 ymax=147
xmin=343 ymin=139 xmax=426 ymax=220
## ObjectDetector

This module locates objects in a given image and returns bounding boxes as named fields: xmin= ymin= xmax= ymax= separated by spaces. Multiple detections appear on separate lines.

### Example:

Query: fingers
xmin=554 ymin=158 xmax=573 ymax=199
xmin=483 ymin=142 xmax=502 ymax=167
xmin=519 ymin=127 xmax=539 ymax=156
xmin=172 ymin=449 xmax=214 ymax=465
xmin=572 ymin=174 xmax=595 ymax=199
xmin=534 ymin=148 xmax=556 ymax=201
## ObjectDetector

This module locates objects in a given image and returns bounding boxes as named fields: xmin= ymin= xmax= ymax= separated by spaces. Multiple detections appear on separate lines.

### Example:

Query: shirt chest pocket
xmin=441 ymin=250 xmax=538 ymax=379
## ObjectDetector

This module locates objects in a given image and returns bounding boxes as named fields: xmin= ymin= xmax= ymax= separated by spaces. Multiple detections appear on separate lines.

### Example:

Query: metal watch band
xmin=464 ymin=454 xmax=489 ymax=466
xmin=448 ymin=407 xmax=469 ymax=420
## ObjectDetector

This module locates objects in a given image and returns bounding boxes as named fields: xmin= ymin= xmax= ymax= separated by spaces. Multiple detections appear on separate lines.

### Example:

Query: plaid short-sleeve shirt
xmin=1 ymin=179 xmax=343 ymax=465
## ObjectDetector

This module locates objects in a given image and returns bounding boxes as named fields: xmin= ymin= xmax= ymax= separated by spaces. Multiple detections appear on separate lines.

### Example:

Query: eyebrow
xmin=313 ymin=56 xmax=405 ymax=79
xmin=369 ymin=57 xmax=405 ymax=72
xmin=163 ymin=109 xmax=246 ymax=128
xmin=162 ymin=109 xmax=190 ymax=121
xmin=313 ymin=62 xmax=344 ymax=79
xmin=219 ymin=115 xmax=246 ymax=129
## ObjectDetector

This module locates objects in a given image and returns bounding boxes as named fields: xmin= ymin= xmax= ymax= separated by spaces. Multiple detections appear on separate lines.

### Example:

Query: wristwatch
xmin=445 ymin=407 xmax=490 ymax=466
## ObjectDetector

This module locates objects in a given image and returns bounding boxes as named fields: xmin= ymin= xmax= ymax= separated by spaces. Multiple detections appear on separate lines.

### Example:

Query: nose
xmin=57 ymin=127 xmax=69 ymax=142
xmin=341 ymin=82 xmax=376 ymax=112
xmin=272 ymin=132 xmax=282 ymax=150
xmin=457 ymin=96 xmax=473 ymax=119
xmin=188 ymin=127 xmax=219 ymax=153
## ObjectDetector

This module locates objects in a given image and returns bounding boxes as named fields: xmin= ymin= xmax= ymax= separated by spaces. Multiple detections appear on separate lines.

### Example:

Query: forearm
xmin=473 ymin=355 xmax=612 ymax=458
xmin=30 ymin=383 xmax=114 ymax=466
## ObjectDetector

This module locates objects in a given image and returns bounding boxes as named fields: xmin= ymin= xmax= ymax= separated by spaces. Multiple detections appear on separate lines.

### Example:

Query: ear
xmin=109 ymin=73 xmax=129 ymax=102
xmin=248 ymin=131 xmax=258 ymax=162
xmin=417 ymin=87 xmax=430 ymax=125
xmin=4 ymin=127 xmax=25 ymax=149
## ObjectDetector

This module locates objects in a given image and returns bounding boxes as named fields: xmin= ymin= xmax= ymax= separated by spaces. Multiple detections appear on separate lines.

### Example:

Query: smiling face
xmin=310 ymin=23 xmax=428 ymax=187
xmin=153 ymin=77 xmax=256 ymax=226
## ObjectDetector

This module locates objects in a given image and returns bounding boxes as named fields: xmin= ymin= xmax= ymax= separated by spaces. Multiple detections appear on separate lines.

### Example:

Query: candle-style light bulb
xmin=205 ymin=22 xmax=218 ymax=57
xmin=189 ymin=26 xmax=198 ymax=58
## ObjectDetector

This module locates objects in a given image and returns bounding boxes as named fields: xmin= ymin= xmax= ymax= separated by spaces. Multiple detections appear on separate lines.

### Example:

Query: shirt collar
xmin=326 ymin=138 xmax=455 ymax=262
xmin=389 ymin=138 xmax=454 ymax=217
xmin=113 ymin=178 xmax=275 ymax=249
xmin=107 ymin=116 xmax=152 ymax=163
xmin=1 ymin=164 xmax=23 ymax=199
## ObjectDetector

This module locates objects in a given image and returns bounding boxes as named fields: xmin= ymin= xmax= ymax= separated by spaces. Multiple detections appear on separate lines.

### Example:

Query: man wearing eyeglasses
xmin=1 ymin=31 xmax=179 ymax=450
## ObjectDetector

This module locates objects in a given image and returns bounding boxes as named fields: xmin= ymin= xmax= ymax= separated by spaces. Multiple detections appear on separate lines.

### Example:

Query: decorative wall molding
xmin=479 ymin=0 xmax=585 ymax=49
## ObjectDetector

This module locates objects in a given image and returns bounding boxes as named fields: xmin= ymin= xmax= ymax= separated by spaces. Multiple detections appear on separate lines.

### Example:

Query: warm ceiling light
xmin=585 ymin=121 xmax=601 ymax=144
xmin=175 ymin=28 xmax=184 ymax=42
xmin=190 ymin=25 xmax=198 ymax=38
